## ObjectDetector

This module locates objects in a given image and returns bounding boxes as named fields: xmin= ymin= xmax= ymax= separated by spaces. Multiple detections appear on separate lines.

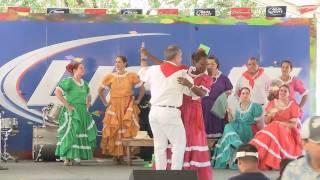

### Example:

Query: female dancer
xmin=55 ymin=62 xmax=98 ymax=166
xmin=99 ymin=55 xmax=144 ymax=164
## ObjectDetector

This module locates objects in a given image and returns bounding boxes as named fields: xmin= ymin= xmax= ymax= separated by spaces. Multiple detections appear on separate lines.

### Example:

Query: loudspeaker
xmin=33 ymin=144 xmax=56 ymax=161
xmin=129 ymin=170 xmax=197 ymax=180
xmin=32 ymin=126 xmax=58 ymax=161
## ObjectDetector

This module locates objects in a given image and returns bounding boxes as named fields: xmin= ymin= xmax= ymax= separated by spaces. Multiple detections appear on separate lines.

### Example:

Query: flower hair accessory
xmin=65 ymin=55 xmax=83 ymax=74
xmin=66 ymin=63 xmax=74 ymax=74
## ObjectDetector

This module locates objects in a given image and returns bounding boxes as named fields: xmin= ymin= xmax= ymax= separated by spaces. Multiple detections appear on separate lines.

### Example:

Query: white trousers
xmin=149 ymin=106 xmax=186 ymax=170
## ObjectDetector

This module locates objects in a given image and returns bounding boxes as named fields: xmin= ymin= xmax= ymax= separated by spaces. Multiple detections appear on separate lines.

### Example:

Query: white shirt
xmin=235 ymin=72 xmax=270 ymax=105
xmin=141 ymin=64 xmax=193 ymax=107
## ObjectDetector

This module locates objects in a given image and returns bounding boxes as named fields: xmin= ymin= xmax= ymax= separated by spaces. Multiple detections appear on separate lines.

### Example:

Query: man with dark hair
xmin=229 ymin=144 xmax=269 ymax=180
xmin=234 ymin=57 xmax=270 ymax=106
xmin=281 ymin=116 xmax=320 ymax=180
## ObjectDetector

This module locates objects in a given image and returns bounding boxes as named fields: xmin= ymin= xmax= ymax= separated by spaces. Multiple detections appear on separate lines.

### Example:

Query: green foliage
xmin=0 ymin=0 xmax=264 ymax=16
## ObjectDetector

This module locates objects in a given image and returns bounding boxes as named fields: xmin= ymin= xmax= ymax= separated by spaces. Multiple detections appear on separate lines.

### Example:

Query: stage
xmin=0 ymin=159 xmax=278 ymax=180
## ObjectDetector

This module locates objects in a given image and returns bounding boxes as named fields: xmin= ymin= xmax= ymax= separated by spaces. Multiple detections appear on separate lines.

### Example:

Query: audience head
xmin=235 ymin=144 xmax=259 ymax=173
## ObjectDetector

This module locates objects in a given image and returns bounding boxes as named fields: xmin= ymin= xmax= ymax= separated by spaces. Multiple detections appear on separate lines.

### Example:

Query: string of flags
xmin=4 ymin=5 xmax=320 ymax=18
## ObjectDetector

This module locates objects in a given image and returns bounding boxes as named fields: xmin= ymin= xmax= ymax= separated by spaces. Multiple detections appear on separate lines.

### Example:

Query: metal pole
xmin=0 ymin=113 xmax=8 ymax=170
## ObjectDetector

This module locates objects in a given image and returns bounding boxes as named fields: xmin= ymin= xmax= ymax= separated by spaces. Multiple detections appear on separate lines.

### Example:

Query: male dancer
xmin=141 ymin=45 xmax=194 ymax=170
xmin=234 ymin=57 xmax=270 ymax=106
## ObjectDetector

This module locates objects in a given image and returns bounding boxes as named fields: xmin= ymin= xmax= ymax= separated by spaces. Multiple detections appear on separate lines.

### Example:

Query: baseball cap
xmin=301 ymin=116 xmax=320 ymax=143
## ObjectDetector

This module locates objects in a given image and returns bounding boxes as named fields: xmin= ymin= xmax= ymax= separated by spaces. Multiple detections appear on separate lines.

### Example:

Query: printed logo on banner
xmin=84 ymin=8 xmax=107 ymax=15
xmin=47 ymin=8 xmax=70 ymax=14
xmin=231 ymin=7 xmax=252 ymax=19
xmin=194 ymin=9 xmax=215 ymax=16
xmin=158 ymin=9 xmax=179 ymax=15
xmin=299 ymin=5 xmax=318 ymax=15
xmin=0 ymin=33 xmax=169 ymax=123
xmin=266 ymin=6 xmax=286 ymax=17
xmin=7 ymin=6 xmax=31 ymax=13
xmin=120 ymin=9 xmax=143 ymax=15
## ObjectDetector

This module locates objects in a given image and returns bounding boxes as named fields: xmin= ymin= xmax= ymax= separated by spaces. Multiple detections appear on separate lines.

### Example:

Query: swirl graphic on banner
xmin=0 ymin=33 xmax=169 ymax=123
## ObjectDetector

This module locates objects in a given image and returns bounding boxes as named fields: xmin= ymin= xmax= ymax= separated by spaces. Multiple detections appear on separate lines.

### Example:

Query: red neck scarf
xmin=160 ymin=61 xmax=187 ymax=77
xmin=242 ymin=68 xmax=264 ymax=88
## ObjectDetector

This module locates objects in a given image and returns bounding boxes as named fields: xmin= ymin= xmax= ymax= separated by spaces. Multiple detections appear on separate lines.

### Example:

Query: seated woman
xmin=250 ymin=84 xmax=303 ymax=170
xmin=212 ymin=87 xmax=263 ymax=169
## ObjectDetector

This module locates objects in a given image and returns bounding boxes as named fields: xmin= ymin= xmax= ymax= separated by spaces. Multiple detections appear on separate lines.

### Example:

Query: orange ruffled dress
xmin=100 ymin=72 xmax=142 ymax=157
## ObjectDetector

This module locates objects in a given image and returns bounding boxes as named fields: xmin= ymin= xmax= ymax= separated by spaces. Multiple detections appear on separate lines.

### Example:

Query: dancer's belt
xmin=154 ymin=105 xmax=179 ymax=109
